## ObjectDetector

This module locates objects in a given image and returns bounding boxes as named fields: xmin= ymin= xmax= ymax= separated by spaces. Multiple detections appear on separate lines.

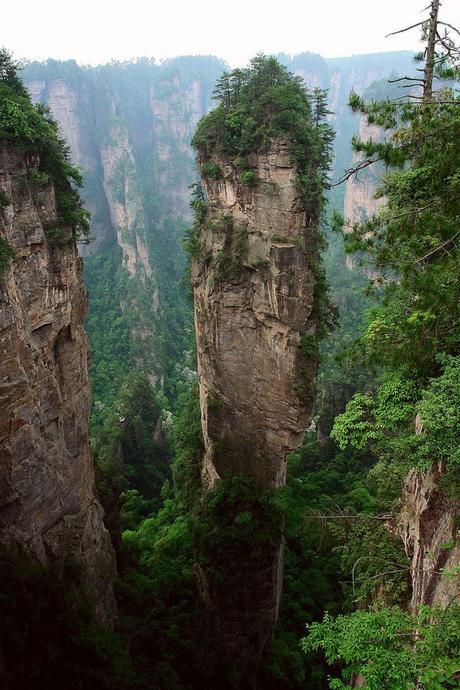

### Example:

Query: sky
xmin=4 ymin=0 xmax=460 ymax=67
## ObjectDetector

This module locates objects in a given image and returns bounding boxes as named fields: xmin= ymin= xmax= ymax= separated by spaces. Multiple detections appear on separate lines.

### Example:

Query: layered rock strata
xmin=192 ymin=140 xmax=319 ymax=668
xmin=0 ymin=146 xmax=116 ymax=623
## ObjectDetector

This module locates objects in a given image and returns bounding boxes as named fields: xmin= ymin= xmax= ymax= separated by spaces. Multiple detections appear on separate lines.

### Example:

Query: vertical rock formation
xmin=192 ymin=135 xmax=320 ymax=669
xmin=0 ymin=146 xmax=116 ymax=623
xmin=397 ymin=465 xmax=459 ymax=612
xmin=193 ymin=142 xmax=318 ymax=487
xmin=22 ymin=53 xmax=412 ymax=405
xmin=343 ymin=116 xmax=385 ymax=226
xmin=342 ymin=115 xmax=386 ymax=272
xmin=24 ymin=59 xmax=225 ymax=392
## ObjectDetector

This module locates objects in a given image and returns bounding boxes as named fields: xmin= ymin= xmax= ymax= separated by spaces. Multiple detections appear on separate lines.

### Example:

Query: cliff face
xmin=397 ymin=465 xmax=459 ymax=612
xmin=192 ymin=140 xmax=319 ymax=667
xmin=23 ymin=53 xmax=412 ymax=399
xmin=343 ymin=117 xmax=384 ymax=226
xmin=342 ymin=115 xmax=385 ymax=272
xmin=0 ymin=146 xmax=116 ymax=623
xmin=27 ymin=77 xmax=115 ymax=255
xmin=25 ymin=61 xmax=224 ymax=393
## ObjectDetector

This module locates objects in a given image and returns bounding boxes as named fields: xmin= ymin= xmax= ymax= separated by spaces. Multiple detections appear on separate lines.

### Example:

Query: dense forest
xmin=0 ymin=1 xmax=459 ymax=688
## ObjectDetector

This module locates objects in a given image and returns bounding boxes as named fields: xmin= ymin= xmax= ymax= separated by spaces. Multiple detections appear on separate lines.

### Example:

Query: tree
xmin=304 ymin=5 xmax=460 ymax=687
xmin=0 ymin=49 xmax=91 ymax=243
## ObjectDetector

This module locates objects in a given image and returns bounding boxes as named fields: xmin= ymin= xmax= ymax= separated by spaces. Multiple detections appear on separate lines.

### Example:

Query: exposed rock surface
xmin=343 ymin=117 xmax=384 ymax=224
xmin=0 ymin=146 xmax=116 ymax=623
xmin=27 ymin=77 xmax=116 ymax=255
xmin=343 ymin=115 xmax=385 ymax=272
xmin=23 ymin=53 xmax=413 ymax=389
xmin=397 ymin=464 xmax=459 ymax=611
xmin=25 ymin=63 xmax=221 ymax=384
xmin=192 ymin=140 xmax=319 ymax=667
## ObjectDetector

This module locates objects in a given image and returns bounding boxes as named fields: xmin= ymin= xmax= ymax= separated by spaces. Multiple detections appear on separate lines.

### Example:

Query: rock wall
xmin=25 ymin=60 xmax=224 ymax=387
xmin=192 ymin=140 xmax=319 ymax=668
xmin=397 ymin=465 xmax=459 ymax=612
xmin=27 ymin=76 xmax=116 ymax=255
xmin=343 ymin=117 xmax=384 ymax=225
xmin=22 ymin=53 xmax=413 ymax=392
xmin=342 ymin=115 xmax=386 ymax=272
xmin=0 ymin=146 xmax=116 ymax=623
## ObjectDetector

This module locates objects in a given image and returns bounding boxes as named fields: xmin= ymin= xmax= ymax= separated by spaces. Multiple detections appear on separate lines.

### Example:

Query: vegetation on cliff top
xmin=193 ymin=54 xmax=333 ymax=220
xmin=189 ymin=55 xmax=336 ymax=349
xmin=1 ymin=32 xmax=458 ymax=690
xmin=0 ymin=49 xmax=90 ymax=244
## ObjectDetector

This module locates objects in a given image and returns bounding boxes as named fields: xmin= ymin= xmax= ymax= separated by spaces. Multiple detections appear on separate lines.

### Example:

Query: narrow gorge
xmin=0 ymin=24 xmax=458 ymax=690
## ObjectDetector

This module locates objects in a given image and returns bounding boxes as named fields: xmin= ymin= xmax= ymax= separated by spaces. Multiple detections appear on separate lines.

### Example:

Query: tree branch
xmin=414 ymin=231 xmax=460 ymax=264
xmin=332 ymin=158 xmax=381 ymax=187
xmin=386 ymin=21 xmax=424 ymax=38
xmin=437 ymin=20 xmax=460 ymax=36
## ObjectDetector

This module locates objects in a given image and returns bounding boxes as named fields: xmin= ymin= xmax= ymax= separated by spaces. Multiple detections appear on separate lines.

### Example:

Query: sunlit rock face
xmin=0 ymin=146 xmax=116 ymax=624
xmin=192 ymin=139 xmax=320 ymax=670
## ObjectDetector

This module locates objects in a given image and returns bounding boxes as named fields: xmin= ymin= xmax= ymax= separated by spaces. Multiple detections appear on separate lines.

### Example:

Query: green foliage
xmin=302 ymin=604 xmax=460 ymax=690
xmin=258 ymin=433 xmax=386 ymax=689
xmin=300 ymin=333 xmax=320 ymax=359
xmin=338 ymin=517 xmax=409 ymax=608
xmin=415 ymin=355 xmax=460 ymax=471
xmin=342 ymin=95 xmax=460 ymax=374
xmin=171 ymin=377 xmax=204 ymax=511
xmin=330 ymin=36 xmax=460 ymax=475
xmin=332 ymin=356 xmax=460 ymax=476
xmin=194 ymin=54 xmax=327 ymax=162
xmin=308 ymin=27 xmax=460 ymax=690
xmin=95 ymin=370 xmax=169 ymax=530
xmin=113 ymin=378 xmax=227 ymax=690
xmin=193 ymin=475 xmax=286 ymax=580
xmin=183 ymin=183 xmax=208 ymax=263
xmin=0 ymin=188 xmax=10 ymax=206
xmin=0 ymin=236 xmax=16 ymax=275
xmin=28 ymin=167 xmax=50 ymax=185
xmin=200 ymin=161 xmax=222 ymax=179
xmin=0 ymin=546 xmax=132 ymax=690
xmin=84 ymin=246 xmax=134 ymax=432
xmin=191 ymin=55 xmax=335 ymax=355
xmin=194 ymin=57 xmax=334 ymax=311
xmin=193 ymin=55 xmax=333 ymax=228
xmin=0 ymin=49 xmax=90 ymax=244
xmin=240 ymin=169 xmax=257 ymax=185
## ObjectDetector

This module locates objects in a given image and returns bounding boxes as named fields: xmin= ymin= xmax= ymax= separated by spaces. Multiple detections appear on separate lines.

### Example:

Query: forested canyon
xmin=0 ymin=7 xmax=459 ymax=688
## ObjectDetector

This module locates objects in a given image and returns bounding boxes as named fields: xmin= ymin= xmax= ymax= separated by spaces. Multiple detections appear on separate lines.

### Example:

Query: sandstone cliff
xmin=25 ymin=60 xmax=224 ymax=391
xmin=0 ymin=145 xmax=116 ymax=623
xmin=397 ymin=465 xmax=459 ymax=612
xmin=192 ymin=139 xmax=319 ymax=668
xmin=343 ymin=114 xmax=385 ymax=272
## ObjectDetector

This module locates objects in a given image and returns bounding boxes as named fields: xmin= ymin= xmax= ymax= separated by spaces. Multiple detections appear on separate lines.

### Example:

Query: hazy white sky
xmin=5 ymin=0 xmax=460 ymax=66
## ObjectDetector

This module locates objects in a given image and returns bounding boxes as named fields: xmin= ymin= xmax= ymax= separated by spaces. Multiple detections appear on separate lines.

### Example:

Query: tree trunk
xmin=423 ymin=0 xmax=440 ymax=104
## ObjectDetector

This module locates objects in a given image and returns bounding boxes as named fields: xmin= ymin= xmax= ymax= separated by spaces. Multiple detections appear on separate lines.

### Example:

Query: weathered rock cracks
xmin=192 ymin=140 xmax=320 ymax=669
xmin=0 ymin=146 xmax=116 ymax=624
xmin=396 ymin=463 xmax=459 ymax=612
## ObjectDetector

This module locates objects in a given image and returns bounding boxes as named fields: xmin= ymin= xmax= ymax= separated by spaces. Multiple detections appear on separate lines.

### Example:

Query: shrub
xmin=0 ymin=188 xmax=10 ymax=206
xmin=0 ymin=236 xmax=16 ymax=275
xmin=240 ymin=169 xmax=256 ymax=185
xmin=0 ymin=49 xmax=90 ymax=244
xmin=200 ymin=161 xmax=222 ymax=180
